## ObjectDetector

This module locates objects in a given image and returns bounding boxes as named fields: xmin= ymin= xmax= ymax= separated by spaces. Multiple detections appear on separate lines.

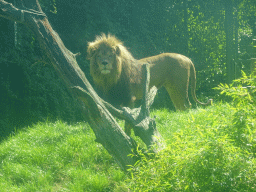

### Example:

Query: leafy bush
xmin=215 ymin=71 xmax=256 ymax=154
xmin=121 ymin=143 xmax=255 ymax=191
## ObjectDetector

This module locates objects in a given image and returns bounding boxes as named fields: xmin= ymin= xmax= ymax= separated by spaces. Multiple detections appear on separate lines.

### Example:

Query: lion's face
xmin=95 ymin=45 xmax=117 ymax=75
xmin=88 ymin=40 xmax=123 ymax=92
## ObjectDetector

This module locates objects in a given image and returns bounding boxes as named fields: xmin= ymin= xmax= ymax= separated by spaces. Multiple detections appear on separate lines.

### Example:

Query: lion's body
xmin=87 ymin=34 xmax=212 ymax=110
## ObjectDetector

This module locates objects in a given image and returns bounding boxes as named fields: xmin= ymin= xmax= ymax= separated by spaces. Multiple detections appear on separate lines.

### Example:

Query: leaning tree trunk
xmin=0 ymin=0 xmax=165 ymax=170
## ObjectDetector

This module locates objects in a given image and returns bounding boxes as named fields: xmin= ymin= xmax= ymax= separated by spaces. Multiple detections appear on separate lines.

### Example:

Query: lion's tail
xmin=190 ymin=62 xmax=213 ymax=107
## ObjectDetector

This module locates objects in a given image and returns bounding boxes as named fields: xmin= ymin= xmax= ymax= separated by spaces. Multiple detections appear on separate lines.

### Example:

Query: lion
xmin=87 ymin=33 xmax=212 ymax=111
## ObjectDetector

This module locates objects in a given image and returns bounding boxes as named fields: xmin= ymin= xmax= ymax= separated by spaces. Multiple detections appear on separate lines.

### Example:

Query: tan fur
xmin=87 ymin=34 xmax=212 ymax=110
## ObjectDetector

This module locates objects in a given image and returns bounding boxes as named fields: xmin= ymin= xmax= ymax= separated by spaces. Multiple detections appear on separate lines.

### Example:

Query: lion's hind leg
xmin=165 ymin=85 xmax=191 ymax=111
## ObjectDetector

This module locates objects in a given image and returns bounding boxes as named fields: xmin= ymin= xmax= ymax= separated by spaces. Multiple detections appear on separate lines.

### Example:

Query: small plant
xmin=215 ymin=72 xmax=256 ymax=154
xmin=215 ymin=71 xmax=255 ymax=107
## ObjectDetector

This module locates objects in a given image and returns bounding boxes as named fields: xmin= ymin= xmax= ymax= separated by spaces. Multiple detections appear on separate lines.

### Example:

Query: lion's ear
xmin=115 ymin=46 xmax=121 ymax=56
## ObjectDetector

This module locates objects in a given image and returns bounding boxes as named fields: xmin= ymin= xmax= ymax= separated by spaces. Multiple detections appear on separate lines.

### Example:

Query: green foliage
xmin=123 ymin=145 xmax=255 ymax=191
xmin=117 ymin=103 xmax=256 ymax=191
xmin=187 ymin=2 xmax=227 ymax=91
xmin=215 ymin=71 xmax=255 ymax=106
xmin=215 ymin=72 xmax=256 ymax=154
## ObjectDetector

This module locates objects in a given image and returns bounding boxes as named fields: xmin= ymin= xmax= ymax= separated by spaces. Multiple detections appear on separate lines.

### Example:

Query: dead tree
xmin=0 ymin=0 xmax=165 ymax=170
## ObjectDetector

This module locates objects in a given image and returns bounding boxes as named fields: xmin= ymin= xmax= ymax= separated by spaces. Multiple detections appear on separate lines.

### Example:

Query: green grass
xmin=0 ymin=102 xmax=255 ymax=191
xmin=0 ymin=121 xmax=124 ymax=191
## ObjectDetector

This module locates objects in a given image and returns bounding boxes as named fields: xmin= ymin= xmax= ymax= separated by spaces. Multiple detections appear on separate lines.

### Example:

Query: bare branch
xmin=0 ymin=0 xmax=45 ymax=23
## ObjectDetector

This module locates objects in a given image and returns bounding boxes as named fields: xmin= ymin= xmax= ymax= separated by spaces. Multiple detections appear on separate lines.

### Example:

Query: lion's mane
xmin=87 ymin=34 xmax=142 ymax=107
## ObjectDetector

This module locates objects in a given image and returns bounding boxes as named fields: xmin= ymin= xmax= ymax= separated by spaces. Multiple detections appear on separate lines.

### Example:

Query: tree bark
xmin=224 ymin=0 xmax=235 ymax=83
xmin=0 ymin=0 xmax=165 ymax=170
xmin=183 ymin=0 xmax=189 ymax=55
xmin=74 ymin=65 xmax=165 ymax=153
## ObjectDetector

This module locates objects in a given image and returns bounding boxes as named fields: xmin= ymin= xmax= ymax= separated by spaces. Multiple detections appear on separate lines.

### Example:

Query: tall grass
xmin=119 ymin=104 xmax=256 ymax=191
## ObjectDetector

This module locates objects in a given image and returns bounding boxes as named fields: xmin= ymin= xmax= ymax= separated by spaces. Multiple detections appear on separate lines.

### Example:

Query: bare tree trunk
xmin=183 ymin=0 xmax=189 ymax=55
xmin=224 ymin=0 xmax=235 ymax=83
xmin=0 ymin=0 xmax=165 ymax=170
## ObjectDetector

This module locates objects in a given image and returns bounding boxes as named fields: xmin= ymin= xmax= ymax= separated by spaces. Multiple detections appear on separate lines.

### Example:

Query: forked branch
xmin=74 ymin=64 xmax=165 ymax=153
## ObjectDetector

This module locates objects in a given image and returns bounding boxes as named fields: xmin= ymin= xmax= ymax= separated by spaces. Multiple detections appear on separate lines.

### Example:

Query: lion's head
xmin=87 ymin=34 xmax=136 ymax=93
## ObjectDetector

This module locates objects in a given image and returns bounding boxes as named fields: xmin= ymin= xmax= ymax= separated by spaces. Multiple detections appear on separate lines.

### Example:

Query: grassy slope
xmin=0 ymin=103 xmax=255 ymax=191
xmin=0 ymin=121 xmax=124 ymax=191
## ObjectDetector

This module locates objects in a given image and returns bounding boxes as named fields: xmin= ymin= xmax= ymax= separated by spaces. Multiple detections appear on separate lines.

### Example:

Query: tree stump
xmin=0 ymin=0 xmax=165 ymax=170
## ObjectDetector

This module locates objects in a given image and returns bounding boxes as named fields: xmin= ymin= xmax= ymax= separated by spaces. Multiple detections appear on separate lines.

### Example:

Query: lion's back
xmin=139 ymin=53 xmax=192 ymax=89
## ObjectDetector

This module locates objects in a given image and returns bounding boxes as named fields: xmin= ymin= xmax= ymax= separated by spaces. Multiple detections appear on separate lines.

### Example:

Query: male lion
xmin=87 ymin=34 xmax=212 ymax=111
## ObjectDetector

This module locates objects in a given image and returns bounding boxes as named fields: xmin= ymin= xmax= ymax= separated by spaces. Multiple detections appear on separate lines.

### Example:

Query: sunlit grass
xmin=0 ymin=102 xmax=255 ymax=191
xmin=0 ymin=121 xmax=125 ymax=191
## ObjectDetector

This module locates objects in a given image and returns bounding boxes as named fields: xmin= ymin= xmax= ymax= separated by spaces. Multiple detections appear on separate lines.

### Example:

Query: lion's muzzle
xmin=102 ymin=61 xmax=108 ymax=66
xmin=99 ymin=60 xmax=112 ymax=74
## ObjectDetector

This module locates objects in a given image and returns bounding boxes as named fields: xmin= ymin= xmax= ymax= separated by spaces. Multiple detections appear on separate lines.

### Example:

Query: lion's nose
xmin=102 ymin=61 xmax=108 ymax=66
